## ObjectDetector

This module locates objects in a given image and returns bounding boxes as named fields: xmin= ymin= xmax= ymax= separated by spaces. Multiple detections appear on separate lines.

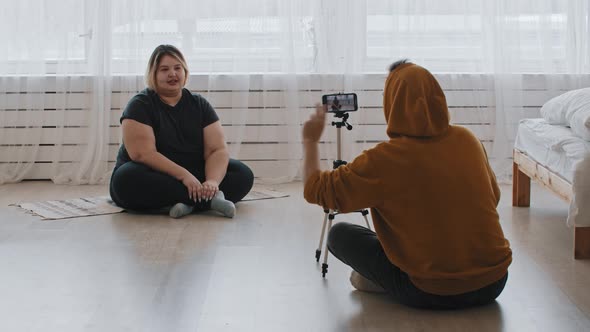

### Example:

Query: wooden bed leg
xmin=574 ymin=227 xmax=590 ymax=259
xmin=512 ymin=161 xmax=530 ymax=207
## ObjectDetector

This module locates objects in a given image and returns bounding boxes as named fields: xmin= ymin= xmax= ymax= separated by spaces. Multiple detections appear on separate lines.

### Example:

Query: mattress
xmin=515 ymin=118 xmax=590 ymax=227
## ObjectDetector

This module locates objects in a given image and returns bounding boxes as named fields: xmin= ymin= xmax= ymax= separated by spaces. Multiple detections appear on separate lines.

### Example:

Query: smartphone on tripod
xmin=322 ymin=93 xmax=358 ymax=112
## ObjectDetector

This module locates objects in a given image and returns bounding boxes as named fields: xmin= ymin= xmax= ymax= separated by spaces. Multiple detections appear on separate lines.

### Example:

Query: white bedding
xmin=539 ymin=87 xmax=590 ymax=140
xmin=515 ymin=118 xmax=590 ymax=227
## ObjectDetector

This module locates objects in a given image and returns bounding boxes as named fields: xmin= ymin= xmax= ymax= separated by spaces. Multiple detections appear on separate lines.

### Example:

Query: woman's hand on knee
xmin=181 ymin=173 xmax=202 ymax=202
xmin=201 ymin=180 xmax=219 ymax=201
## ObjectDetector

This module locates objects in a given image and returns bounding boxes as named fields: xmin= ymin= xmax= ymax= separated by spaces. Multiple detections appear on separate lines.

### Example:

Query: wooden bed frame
xmin=513 ymin=148 xmax=590 ymax=259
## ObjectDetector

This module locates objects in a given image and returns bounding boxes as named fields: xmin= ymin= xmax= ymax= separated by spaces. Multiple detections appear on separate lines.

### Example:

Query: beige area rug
xmin=242 ymin=186 xmax=290 ymax=201
xmin=12 ymin=196 xmax=124 ymax=220
xmin=12 ymin=186 xmax=289 ymax=220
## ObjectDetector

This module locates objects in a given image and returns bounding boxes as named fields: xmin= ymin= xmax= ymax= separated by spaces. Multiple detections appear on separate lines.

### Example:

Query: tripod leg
xmin=316 ymin=211 xmax=329 ymax=262
xmin=321 ymin=215 xmax=333 ymax=278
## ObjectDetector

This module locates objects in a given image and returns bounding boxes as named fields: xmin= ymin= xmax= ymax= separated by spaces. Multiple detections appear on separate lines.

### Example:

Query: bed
xmin=513 ymin=117 xmax=590 ymax=259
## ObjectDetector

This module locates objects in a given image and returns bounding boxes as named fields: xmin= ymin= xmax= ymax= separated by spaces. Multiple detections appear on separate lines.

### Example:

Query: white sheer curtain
xmin=0 ymin=0 xmax=120 ymax=184
xmin=351 ymin=0 xmax=590 ymax=181
xmin=0 ymin=0 xmax=87 ymax=183
xmin=0 ymin=0 xmax=315 ymax=184
xmin=482 ymin=1 xmax=590 ymax=179
xmin=1 ymin=0 xmax=589 ymax=184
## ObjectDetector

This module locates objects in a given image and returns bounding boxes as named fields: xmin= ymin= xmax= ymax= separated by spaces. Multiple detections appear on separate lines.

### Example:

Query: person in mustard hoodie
xmin=302 ymin=60 xmax=512 ymax=309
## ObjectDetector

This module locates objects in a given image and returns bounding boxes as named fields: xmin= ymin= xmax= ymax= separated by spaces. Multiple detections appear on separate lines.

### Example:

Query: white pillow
xmin=540 ymin=87 xmax=590 ymax=140
xmin=568 ymin=107 xmax=590 ymax=141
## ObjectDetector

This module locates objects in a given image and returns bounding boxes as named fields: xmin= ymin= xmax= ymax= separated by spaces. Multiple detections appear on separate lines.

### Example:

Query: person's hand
xmin=201 ymin=180 xmax=219 ymax=201
xmin=302 ymin=103 xmax=327 ymax=143
xmin=181 ymin=173 xmax=202 ymax=202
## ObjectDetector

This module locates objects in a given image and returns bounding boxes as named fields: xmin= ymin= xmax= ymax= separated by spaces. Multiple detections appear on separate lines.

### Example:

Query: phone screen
xmin=322 ymin=93 xmax=358 ymax=112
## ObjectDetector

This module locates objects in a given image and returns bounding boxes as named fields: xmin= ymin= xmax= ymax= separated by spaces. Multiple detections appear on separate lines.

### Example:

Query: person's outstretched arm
xmin=302 ymin=104 xmax=383 ymax=212
xmin=302 ymin=104 xmax=326 ymax=183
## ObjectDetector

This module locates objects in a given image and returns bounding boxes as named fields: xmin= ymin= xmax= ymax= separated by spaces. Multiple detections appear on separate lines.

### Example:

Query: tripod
xmin=315 ymin=111 xmax=372 ymax=278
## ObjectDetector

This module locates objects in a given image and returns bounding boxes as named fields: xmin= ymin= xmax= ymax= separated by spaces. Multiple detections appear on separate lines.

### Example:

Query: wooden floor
xmin=0 ymin=181 xmax=589 ymax=332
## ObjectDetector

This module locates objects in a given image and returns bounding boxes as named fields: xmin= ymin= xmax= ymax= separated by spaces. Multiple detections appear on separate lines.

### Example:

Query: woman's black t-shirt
xmin=114 ymin=88 xmax=219 ymax=173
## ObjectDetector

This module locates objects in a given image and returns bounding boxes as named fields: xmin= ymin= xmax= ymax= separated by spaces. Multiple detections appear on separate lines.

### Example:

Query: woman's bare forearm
xmin=205 ymin=148 xmax=229 ymax=184
xmin=303 ymin=140 xmax=320 ymax=183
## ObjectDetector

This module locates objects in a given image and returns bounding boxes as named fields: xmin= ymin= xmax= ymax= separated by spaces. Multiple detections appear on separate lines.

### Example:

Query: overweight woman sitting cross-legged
xmin=110 ymin=44 xmax=253 ymax=218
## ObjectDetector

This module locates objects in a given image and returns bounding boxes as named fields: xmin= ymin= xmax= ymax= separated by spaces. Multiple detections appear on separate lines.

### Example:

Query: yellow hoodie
xmin=304 ymin=63 xmax=512 ymax=296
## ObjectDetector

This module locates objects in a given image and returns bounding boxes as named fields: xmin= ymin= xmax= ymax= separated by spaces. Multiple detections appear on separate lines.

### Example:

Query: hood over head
xmin=383 ymin=63 xmax=449 ymax=138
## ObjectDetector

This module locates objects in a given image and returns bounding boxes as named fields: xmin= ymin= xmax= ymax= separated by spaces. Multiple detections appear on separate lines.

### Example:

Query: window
xmin=364 ymin=0 xmax=572 ymax=73
xmin=0 ymin=1 xmax=86 ymax=74
xmin=0 ymin=0 xmax=584 ymax=75
xmin=110 ymin=1 xmax=315 ymax=74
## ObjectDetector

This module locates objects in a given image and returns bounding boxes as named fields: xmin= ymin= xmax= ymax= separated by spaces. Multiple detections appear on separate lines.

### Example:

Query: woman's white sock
xmin=169 ymin=203 xmax=194 ymax=219
xmin=211 ymin=191 xmax=235 ymax=218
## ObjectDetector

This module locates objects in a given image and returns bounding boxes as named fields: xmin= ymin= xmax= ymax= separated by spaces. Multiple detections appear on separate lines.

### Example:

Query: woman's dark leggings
xmin=109 ymin=159 xmax=254 ymax=212
xmin=327 ymin=222 xmax=508 ymax=310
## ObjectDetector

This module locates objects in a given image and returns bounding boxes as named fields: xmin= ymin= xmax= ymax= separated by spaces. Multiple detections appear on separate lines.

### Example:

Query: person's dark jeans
xmin=109 ymin=158 xmax=254 ymax=211
xmin=327 ymin=222 xmax=508 ymax=310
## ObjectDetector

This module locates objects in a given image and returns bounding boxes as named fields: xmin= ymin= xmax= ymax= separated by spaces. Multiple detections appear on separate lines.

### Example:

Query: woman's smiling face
xmin=155 ymin=54 xmax=186 ymax=95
